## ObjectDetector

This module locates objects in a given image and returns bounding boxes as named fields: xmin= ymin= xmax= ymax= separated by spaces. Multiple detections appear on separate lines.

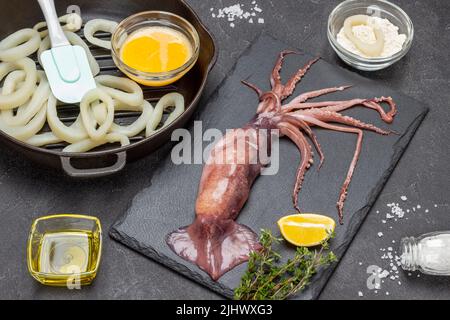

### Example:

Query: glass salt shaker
xmin=401 ymin=232 xmax=450 ymax=276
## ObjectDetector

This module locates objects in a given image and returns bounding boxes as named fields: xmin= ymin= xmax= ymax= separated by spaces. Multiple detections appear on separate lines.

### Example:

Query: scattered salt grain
xmin=425 ymin=209 xmax=429 ymax=213
xmin=401 ymin=196 xmax=408 ymax=201
xmin=210 ymin=2 xmax=264 ymax=28
xmin=358 ymin=291 xmax=364 ymax=297
xmin=378 ymin=232 xmax=384 ymax=238
xmin=417 ymin=205 xmax=422 ymax=209
xmin=434 ymin=204 xmax=438 ymax=208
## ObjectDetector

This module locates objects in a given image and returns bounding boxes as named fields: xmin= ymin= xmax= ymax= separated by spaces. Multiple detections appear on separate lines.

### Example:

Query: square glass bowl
xmin=27 ymin=214 xmax=102 ymax=286
xmin=328 ymin=0 xmax=414 ymax=71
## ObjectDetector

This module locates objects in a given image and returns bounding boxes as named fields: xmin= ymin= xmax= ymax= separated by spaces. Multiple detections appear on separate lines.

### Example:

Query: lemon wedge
xmin=277 ymin=214 xmax=336 ymax=247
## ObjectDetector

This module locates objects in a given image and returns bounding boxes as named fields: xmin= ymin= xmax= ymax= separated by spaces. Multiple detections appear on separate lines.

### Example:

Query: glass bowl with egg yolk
xmin=111 ymin=11 xmax=200 ymax=87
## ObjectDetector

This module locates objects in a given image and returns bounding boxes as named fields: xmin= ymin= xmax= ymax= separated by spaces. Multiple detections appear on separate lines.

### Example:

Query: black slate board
xmin=110 ymin=34 xmax=428 ymax=299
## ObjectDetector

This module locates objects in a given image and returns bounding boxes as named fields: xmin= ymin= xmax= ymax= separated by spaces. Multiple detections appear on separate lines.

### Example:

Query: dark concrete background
xmin=0 ymin=0 xmax=448 ymax=300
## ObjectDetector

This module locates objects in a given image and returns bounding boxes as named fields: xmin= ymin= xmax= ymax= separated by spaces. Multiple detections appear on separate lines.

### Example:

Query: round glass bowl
xmin=328 ymin=0 xmax=414 ymax=71
xmin=111 ymin=11 xmax=200 ymax=87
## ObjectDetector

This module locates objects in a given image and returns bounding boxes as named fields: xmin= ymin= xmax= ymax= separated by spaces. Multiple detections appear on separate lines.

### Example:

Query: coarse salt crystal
xmin=358 ymin=291 xmax=364 ymax=297
xmin=401 ymin=196 xmax=408 ymax=201
xmin=378 ymin=232 xmax=384 ymax=238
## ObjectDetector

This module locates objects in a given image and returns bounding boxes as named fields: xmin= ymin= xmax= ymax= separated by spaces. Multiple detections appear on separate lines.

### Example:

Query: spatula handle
xmin=37 ymin=0 xmax=70 ymax=47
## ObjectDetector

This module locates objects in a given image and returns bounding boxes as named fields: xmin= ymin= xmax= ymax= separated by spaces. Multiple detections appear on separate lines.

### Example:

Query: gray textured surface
xmin=111 ymin=34 xmax=428 ymax=299
xmin=0 ymin=0 xmax=449 ymax=300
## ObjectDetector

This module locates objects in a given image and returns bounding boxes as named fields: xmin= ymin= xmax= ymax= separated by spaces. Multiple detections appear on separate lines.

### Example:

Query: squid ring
xmin=63 ymin=133 xmax=130 ymax=153
xmin=1 ymin=71 xmax=50 ymax=126
xmin=95 ymin=75 xmax=144 ymax=107
xmin=0 ymin=29 xmax=41 ymax=62
xmin=47 ymin=94 xmax=88 ymax=143
xmin=0 ymin=100 xmax=47 ymax=142
xmin=38 ymin=31 xmax=100 ymax=76
xmin=80 ymin=88 xmax=114 ymax=141
xmin=34 ymin=13 xmax=83 ymax=38
xmin=0 ymin=70 xmax=26 ymax=123
xmin=84 ymin=19 xmax=118 ymax=50
xmin=26 ymin=132 xmax=62 ymax=147
xmin=146 ymin=93 xmax=185 ymax=137
xmin=0 ymin=58 xmax=37 ymax=110
xmin=110 ymin=100 xmax=154 ymax=137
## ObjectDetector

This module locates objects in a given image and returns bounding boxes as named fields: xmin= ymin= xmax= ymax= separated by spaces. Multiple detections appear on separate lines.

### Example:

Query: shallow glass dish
xmin=27 ymin=214 xmax=102 ymax=287
xmin=328 ymin=0 xmax=414 ymax=71
xmin=112 ymin=11 xmax=200 ymax=87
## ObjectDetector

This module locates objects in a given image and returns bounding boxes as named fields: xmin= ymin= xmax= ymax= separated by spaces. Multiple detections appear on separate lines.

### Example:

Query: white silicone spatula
xmin=38 ymin=0 xmax=96 ymax=104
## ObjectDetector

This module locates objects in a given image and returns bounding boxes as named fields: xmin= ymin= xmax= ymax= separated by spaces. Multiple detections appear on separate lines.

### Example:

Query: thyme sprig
xmin=234 ymin=229 xmax=337 ymax=300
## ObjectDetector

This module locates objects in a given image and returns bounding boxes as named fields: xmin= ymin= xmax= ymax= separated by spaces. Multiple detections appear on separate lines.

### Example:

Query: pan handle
xmin=60 ymin=152 xmax=127 ymax=178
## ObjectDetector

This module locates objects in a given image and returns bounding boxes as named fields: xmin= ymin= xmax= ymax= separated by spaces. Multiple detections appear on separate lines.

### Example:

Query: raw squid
xmin=80 ymin=88 xmax=115 ymax=141
xmin=33 ymin=13 xmax=83 ymax=38
xmin=63 ymin=133 xmax=130 ymax=153
xmin=0 ymin=101 xmax=47 ymax=141
xmin=1 ymin=71 xmax=50 ymax=126
xmin=95 ymin=75 xmax=144 ymax=107
xmin=0 ymin=58 xmax=37 ymax=110
xmin=47 ymin=94 xmax=88 ymax=143
xmin=84 ymin=19 xmax=118 ymax=50
xmin=110 ymin=101 xmax=154 ymax=137
xmin=167 ymin=51 xmax=397 ymax=280
xmin=0 ymin=29 xmax=41 ymax=62
xmin=146 ymin=92 xmax=185 ymax=137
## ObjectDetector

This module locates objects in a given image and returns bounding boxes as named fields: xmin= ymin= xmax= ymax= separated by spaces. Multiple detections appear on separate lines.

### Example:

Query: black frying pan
xmin=0 ymin=0 xmax=217 ymax=178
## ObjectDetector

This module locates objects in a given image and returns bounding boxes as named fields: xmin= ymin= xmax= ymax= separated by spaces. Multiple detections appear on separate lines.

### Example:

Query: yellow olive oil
xmin=29 ymin=229 xmax=101 ymax=286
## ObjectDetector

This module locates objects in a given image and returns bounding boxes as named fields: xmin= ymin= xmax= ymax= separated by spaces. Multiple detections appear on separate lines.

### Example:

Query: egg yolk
xmin=120 ymin=27 xmax=192 ymax=73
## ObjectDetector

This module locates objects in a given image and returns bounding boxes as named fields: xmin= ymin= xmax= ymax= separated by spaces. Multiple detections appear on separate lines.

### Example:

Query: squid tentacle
xmin=278 ymin=122 xmax=313 ymax=212
xmin=289 ymin=114 xmax=365 ymax=224
xmin=281 ymin=57 xmax=320 ymax=99
xmin=282 ymin=115 xmax=325 ymax=169
xmin=241 ymin=80 xmax=263 ymax=98
xmin=304 ymin=110 xmax=393 ymax=135
xmin=286 ymin=85 xmax=353 ymax=108
xmin=271 ymin=50 xmax=298 ymax=95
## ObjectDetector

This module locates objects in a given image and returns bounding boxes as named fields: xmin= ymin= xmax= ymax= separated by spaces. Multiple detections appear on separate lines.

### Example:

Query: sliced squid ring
xmin=0 ymin=29 xmax=41 ymax=62
xmin=63 ymin=132 xmax=130 ymax=153
xmin=0 ymin=58 xmax=37 ymax=110
xmin=110 ymin=100 xmax=154 ymax=137
xmin=84 ymin=19 xmax=118 ymax=50
xmin=80 ymin=88 xmax=114 ymax=141
xmin=1 ymin=71 xmax=50 ymax=126
xmin=146 ymin=93 xmax=185 ymax=137
xmin=95 ymin=75 xmax=144 ymax=107
xmin=1 ymin=70 xmax=25 ymax=95
xmin=34 ymin=13 xmax=83 ymax=38
xmin=47 ymin=94 xmax=88 ymax=143
xmin=0 ymin=70 xmax=25 ymax=123
xmin=26 ymin=132 xmax=62 ymax=147
xmin=0 ymin=99 xmax=47 ymax=142
xmin=38 ymin=31 xmax=100 ymax=76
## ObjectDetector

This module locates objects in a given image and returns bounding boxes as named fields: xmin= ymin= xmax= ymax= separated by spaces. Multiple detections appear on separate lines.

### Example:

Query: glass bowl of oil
xmin=27 ymin=214 xmax=102 ymax=287
xmin=111 ymin=11 xmax=200 ymax=87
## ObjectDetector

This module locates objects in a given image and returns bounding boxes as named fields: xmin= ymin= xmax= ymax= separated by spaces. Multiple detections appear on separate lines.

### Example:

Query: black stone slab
xmin=110 ymin=34 xmax=428 ymax=300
